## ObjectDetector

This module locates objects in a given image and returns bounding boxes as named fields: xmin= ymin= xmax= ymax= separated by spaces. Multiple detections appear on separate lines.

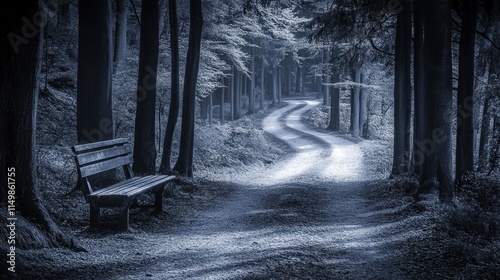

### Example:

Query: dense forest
xmin=1 ymin=0 xmax=500 ymax=278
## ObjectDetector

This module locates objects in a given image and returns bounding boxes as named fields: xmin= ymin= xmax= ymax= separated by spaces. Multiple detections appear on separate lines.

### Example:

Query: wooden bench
xmin=72 ymin=138 xmax=175 ymax=230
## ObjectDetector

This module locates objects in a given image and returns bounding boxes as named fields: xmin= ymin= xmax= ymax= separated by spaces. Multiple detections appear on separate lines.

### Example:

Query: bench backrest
xmin=72 ymin=138 xmax=134 ymax=198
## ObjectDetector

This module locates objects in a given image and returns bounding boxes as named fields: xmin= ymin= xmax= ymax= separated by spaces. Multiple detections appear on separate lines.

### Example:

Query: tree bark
xmin=159 ymin=0 xmax=180 ymax=174
xmin=208 ymin=93 xmax=213 ymax=124
xmin=296 ymin=62 xmax=302 ymax=95
xmin=249 ymin=48 xmax=255 ymax=114
xmin=278 ymin=66 xmax=282 ymax=104
xmin=350 ymin=68 xmax=360 ymax=136
xmin=412 ymin=0 xmax=425 ymax=176
xmin=1 ymin=0 xmax=73 ymax=248
xmin=417 ymin=0 xmax=454 ymax=202
xmin=229 ymin=68 xmax=234 ymax=121
xmin=173 ymin=0 xmax=203 ymax=177
xmin=77 ymin=0 xmax=114 ymax=144
xmin=456 ymin=0 xmax=478 ymax=185
xmin=200 ymin=98 xmax=208 ymax=119
xmin=327 ymin=51 xmax=340 ymax=131
xmin=478 ymin=59 xmax=498 ymax=170
xmin=234 ymin=69 xmax=242 ymax=119
xmin=359 ymin=73 xmax=367 ymax=137
xmin=391 ymin=0 xmax=412 ymax=177
xmin=219 ymin=78 xmax=225 ymax=124
xmin=273 ymin=65 xmax=277 ymax=105
xmin=260 ymin=55 xmax=265 ymax=110
xmin=323 ymin=48 xmax=330 ymax=105
xmin=113 ymin=0 xmax=128 ymax=72
xmin=133 ymin=0 xmax=159 ymax=175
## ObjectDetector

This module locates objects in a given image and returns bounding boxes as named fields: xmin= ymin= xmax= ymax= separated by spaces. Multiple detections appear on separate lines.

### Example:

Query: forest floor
xmin=14 ymin=98 xmax=500 ymax=279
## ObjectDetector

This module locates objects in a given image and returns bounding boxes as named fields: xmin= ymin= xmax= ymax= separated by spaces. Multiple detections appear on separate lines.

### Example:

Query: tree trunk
xmin=208 ymin=93 xmax=213 ymax=124
xmin=260 ymin=55 xmax=265 ymax=110
xmin=350 ymin=68 xmax=360 ymax=136
xmin=1 ymin=0 xmax=73 ymax=248
xmin=278 ymin=66 xmax=282 ymax=104
xmin=234 ymin=69 xmax=242 ymax=119
xmin=219 ymin=78 xmax=225 ymax=124
xmin=200 ymin=98 xmax=208 ymax=119
xmin=327 ymin=54 xmax=340 ymax=131
xmin=455 ymin=0 xmax=478 ymax=185
xmin=323 ymin=49 xmax=329 ymax=105
xmin=359 ymin=73 xmax=367 ymax=137
xmin=249 ymin=48 xmax=255 ymax=114
xmin=296 ymin=62 xmax=302 ymax=95
xmin=113 ymin=0 xmax=128 ymax=72
xmin=417 ymin=0 xmax=453 ymax=202
xmin=133 ymin=0 xmax=159 ymax=175
xmin=391 ymin=0 xmax=412 ymax=177
xmin=229 ymin=68 xmax=234 ymax=121
xmin=412 ymin=0 xmax=425 ymax=176
xmin=272 ymin=65 xmax=277 ymax=105
xmin=173 ymin=0 xmax=203 ymax=177
xmin=478 ymin=59 xmax=498 ymax=170
xmin=159 ymin=0 xmax=180 ymax=174
xmin=288 ymin=55 xmax=292 ymax=95
xmin=77 ymin=0 xmax=114 ymax=144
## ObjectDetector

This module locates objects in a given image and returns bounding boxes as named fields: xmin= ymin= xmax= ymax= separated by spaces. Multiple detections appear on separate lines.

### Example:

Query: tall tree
xmin=260 ymin=55 xmax=265 ymax=110
xmin=1 ymin=0 xmax=73 ymax=248
xmin=327 ymin=48 xmax=340 ymax=131
xmin=479 ymin=59 xmax=498 ymax=170
xmin=350 ymin=68 xmax=361 ymax=136
xmin=77 ymin=0 xmax=114 ymax=144
xmin=359 ymin=73 xmax=367 ymax=137
xmin=113 ymin=0 xmax=128 ymax=72
xmin=456 ymin=0 xmax=479 ymax=185
xmin=417 ymin=0 xmax=454 ymax=201
xmin=159 ymin=0 xmax=180 ymax=174
xmin=133 ymin=0 xmax=159 ymax=175
xmin=173 ymin=0 xmax=203 ymax=177
xmin=234 ymin=69 xmax=242 ymax=119
xmin=412 ymin=0 xmax=425 ymax=175
xmin=391 ymin=0 xmax=412 ymax=176
xmin=249 ymin=47 xmax=256 ymax=114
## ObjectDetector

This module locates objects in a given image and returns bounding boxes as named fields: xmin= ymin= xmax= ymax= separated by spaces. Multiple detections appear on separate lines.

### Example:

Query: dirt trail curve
xmin=24 ymin=99 xmax=417 ymax=280
xmin=112 ymin=99 xmax=411 ymax=279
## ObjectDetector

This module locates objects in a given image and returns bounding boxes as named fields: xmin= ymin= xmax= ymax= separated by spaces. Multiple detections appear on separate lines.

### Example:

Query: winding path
xmin=35 ymin=99 xmax=414 ymax=279
xmin=115 ymin=99 xmax=409 ymax=279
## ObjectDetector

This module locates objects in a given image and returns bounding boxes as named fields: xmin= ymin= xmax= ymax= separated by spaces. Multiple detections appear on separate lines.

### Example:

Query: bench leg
xmin=90 ymin=202 xmax=100 ymax=229
xmin=154 ymin=189 xmax=163 ymax=212
xmin=118 ymin=204 xmax=130 ymax=231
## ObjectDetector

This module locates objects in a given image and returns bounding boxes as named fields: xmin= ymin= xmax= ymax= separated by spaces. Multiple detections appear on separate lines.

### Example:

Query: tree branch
xmin=129 ymin=0 xmax=141 ymax=27
xmin=369 ymin=38 xmax=394 ymax=56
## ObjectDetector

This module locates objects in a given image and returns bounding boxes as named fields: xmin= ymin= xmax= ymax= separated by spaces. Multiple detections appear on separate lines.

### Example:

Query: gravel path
xmin=114 ymin=99 xmax=409 ymax=279
xmin=20 ymin=99 xmax=417 ymax=280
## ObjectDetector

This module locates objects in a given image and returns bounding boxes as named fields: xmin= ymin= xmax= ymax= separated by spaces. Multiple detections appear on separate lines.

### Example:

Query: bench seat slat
xmin=90 ymin=175 xmax=175 ymax=197
xmin=73 ymin=138 xmax=128 ymax=153
xmin=79 ymin=155 xmax=133 ymax=178
xmin=77 ymin=145 xmax=132 ymax=166
xmin=89 ymin=176 xmax=175 ymax=206
xmin=120 ymin=175 xmax=174 ymax=195
xmin=92 ymin=176 xmax=158 ymax=196
xmin=89 ymin=177 xmax=143 ymax=196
